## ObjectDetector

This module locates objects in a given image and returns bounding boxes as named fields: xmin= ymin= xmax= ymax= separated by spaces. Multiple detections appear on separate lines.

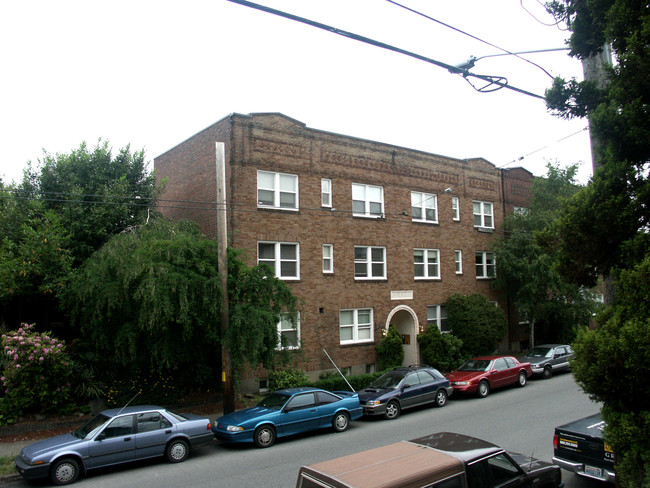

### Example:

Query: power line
xmin=385 ymin=0 xmax=557 ymax=79
xmin=498 ymin=126 xmax=588 ymax=169
xmin=226 ymin=0 xmax=545 ymax=99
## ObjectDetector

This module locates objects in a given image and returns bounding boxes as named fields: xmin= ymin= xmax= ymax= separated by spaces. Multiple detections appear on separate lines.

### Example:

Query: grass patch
xmin=0 ymin=456 xmax=16 ymax=476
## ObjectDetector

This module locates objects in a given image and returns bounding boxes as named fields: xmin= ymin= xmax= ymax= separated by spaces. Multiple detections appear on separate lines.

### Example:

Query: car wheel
xmin=542 ymin=366 xmax=553 ymax=379
xmin=384 ymin=400 xmax=401 ymax=420
xmin=435 ymin=389 xmax=448 ymax=407
xmin=253 ymin=425 xmax=276 ymax=448
xmin=517 ymin=371 xmax=527 ymax=387
xmin=166 ymin=439 xmax=189 ymax=463
xmin=477 ymin=380 xmax=490 ymax=398
xmin=332 ymin=412 xmax=350 ymax=432
xmin=50 ymin=458 xmax=80 ymax=486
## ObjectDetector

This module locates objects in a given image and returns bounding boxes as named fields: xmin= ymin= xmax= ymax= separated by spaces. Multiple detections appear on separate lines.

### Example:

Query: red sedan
xmin=446 ymin=355 xmax=533 ymax=398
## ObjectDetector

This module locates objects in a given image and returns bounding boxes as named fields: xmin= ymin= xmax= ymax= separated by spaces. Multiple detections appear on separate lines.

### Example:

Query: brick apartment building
xmin=154 ymin=112 xmax=533 ymax=390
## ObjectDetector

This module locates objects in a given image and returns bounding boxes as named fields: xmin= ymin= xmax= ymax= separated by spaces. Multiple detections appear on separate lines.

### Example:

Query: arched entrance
xmin=385 ymin=305 xmax=420 ymax=366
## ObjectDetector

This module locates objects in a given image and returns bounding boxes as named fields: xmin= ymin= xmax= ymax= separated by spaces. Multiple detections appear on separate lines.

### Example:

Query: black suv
xmin=357 ymin=365 xmax=452 ymax=420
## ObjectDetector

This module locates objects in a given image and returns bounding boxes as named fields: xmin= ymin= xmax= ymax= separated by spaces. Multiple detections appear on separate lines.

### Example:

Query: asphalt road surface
xmin=11 ymin=372 xmax=608 ymax=488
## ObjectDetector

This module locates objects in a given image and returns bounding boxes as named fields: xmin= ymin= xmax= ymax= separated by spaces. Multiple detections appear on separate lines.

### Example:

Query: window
xmin=354 ymin=246 xmax=386 ymax=279
xmin=258 ymin=242 xmax=300 ymax=279
xmin=454 ymin=250 xmax=463 ymax=274
xmin=452 ymin=197 xmax=460 ymax=221
xmin=257 ymin=170 xmax=298 ymax=210
xmin=473 ymin=200 xmax=494 ymax=228
xmin=137 ymin=412 xmax=172 ymax=433
xmin=414 ymin=249 xmax=440 ymax=279
xmin=322 ymin=244 xmax=333 ymax=273
xmin=316 ymin=391 xmax=341 ymax=405
xmin=277 ymin=313 xmax=300 ymax=350
xmin=352 ymin=183 xmax=384 ymax=218
xmin=286 ymin=393 xmax=316 ymax=411
xmin=321 ymin=178 xmax=332 ymax=207
xmin=411 ymin=191 xmax=438 ymax=223
xmin=476 ymin=251 xmax=496 ymax=278
xmin=103 ymin=415 xmax=134 ymax=438
xmin=467 ymin=453 xmax=522 ymax=488
xmin=427 ymin=305 xmax=450 ymax=333
xmin=340 ymin=308 xmax=373 ymax=344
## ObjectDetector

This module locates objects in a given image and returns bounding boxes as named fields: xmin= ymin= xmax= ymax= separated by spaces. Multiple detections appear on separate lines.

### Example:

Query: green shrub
xmin=446 ymin=294 xmax=507 ymax=357
xmin=417 ymin=325 xmax=466 ymax=372
xmin=376 ymin=325 xmax=404 ymax=371
xmin=1 ymin=324 xmax=76 ymax=418
xmin=312 ymin=371 xmax=383 ymax=391
xmin=268 ymin=368 xmax=310 ymax=390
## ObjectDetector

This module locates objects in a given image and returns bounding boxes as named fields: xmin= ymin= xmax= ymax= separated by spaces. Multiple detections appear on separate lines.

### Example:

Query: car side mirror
xmin=95 ymin=433 xmax=106 ymax=441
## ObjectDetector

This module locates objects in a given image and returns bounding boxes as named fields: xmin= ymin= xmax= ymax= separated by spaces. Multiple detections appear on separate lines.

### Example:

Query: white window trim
xmin=257 ymin=170 xmax=299 ymax=211
xmin=258 ymin=241 xmax=300 ymax=280
xmin=340 ymin=308 xmax=374 ymax=345
xmin=476 ymin=251 xmax=496 ymax=279
xmin=352 ymin=183 xmax=384 ymax=219
xmin=452 ymin=197 xmax=460 ymax=221
xmin=455 ymin=250 xmax=463 ymax=274
xmin=411 ymin=191 xmax=438 ymax=224
xmin=354 ymin=246 xmax=387 ymax=280
xmin=322 ymin=244 xmax=334 ymax=274
xmin=321 ymin=178 xmax=332 ymax=208
xmin=414 ymin=248 xmax=441 ymax=279
xmin=277 ymin=312 xmax=300 ymax=350
xmin=473 ymin=200 xmax=494 ymax=229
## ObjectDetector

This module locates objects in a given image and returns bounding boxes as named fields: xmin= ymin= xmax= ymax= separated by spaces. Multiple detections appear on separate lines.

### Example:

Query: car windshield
xmin=258 ymin=392 xmax=291 ymax=410
xmin=74 ymin=413 xmax=110 ymax=439
xmin=368 ymin=371 xmax=405 ymax=389
xmin=527 ymin=347 xmax=552 ymax=358
xmin=457 ymin=359 xmax=492 ymax=372
xmin=165 ymin=410 xmax=187 ymax=422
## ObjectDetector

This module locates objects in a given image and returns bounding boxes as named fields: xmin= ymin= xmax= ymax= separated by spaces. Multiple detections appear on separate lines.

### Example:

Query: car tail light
xmin=553 ymin=434 xmax=558 ymax=450
xmin=206 ymin=423 xmax=212 ymax=431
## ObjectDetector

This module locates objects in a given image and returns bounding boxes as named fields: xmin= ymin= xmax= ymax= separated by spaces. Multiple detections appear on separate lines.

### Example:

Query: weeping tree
xmin=64 ymin=217 xmax=299 ymax=388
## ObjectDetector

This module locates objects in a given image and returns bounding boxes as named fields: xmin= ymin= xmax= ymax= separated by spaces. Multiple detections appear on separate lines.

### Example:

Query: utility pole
xmin=582 ymin=44 xmax=612 ymax=172
xmin=216 ymin=142 xmax=234 ymax=413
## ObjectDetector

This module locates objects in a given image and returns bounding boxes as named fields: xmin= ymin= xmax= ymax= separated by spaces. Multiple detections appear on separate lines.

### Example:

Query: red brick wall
xmin=155 ymin=113 xmax=532 ymax=381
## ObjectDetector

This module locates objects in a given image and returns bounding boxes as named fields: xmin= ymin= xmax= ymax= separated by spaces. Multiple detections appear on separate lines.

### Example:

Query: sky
xmin=0 ymin=0 xmax=593 ymax=187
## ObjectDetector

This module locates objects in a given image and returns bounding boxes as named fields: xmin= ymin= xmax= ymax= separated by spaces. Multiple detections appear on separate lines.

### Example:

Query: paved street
xmin=9 ymin=373 xmax=607 ymax=488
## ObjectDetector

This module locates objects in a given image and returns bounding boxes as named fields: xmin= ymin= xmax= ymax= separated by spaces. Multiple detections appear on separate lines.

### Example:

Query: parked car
xmin=446 ymin=355 xmax=532 ymax=398
xmin=520 ymin=344 xmax=574 ymax=379
xmin=15 ymin=405 xmax=213 ymax=486
xmin=296 ymin=431 xmax=563 ymax=488
xmin=357 ymin=365 xmax=452 ymax=420
xmin=212 ymin=386 xmax=362 ymax=448
xmin=553 ymin=412 xmax=615 ymax=483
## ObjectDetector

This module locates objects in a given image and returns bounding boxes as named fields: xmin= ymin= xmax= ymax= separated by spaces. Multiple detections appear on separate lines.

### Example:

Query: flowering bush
xmin=0 ymin=324 xmax=75 ymax=417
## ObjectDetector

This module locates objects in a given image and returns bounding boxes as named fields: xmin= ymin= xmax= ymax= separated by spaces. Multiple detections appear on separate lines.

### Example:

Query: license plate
xmin=585 ymin=465 xmax=603 ymax=478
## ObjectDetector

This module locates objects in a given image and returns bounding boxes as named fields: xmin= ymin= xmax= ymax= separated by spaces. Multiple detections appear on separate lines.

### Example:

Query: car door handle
xmin=165 ymin=430 xmax=172 ymax=434
xmin=124 ymin=437 xmax=132 ymax=441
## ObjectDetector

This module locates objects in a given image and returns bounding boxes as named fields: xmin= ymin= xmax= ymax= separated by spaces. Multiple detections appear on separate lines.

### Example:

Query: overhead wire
xmin=384 ymin=0 xmax=556 ymax=79
xmin=226 ymin=0 xmax=545 ymax=99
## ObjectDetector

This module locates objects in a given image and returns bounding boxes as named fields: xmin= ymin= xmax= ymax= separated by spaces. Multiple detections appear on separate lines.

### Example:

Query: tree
xmin=544 ymin=3 xmax=650 ymax=485
xmin=22 ymin=140 xmax=158 ymax=265
xmin=445 ymin=294 xmax=507 ymax=357
xmin=545 ymin=0 xmax=650 ymax=284
xmin=491 ymin=164 xmax=596 ymax=346
xmin=571 ymin=256 xmax=650 ymax=487
xmin=63 ymin=218 xmax=299 ymax=387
